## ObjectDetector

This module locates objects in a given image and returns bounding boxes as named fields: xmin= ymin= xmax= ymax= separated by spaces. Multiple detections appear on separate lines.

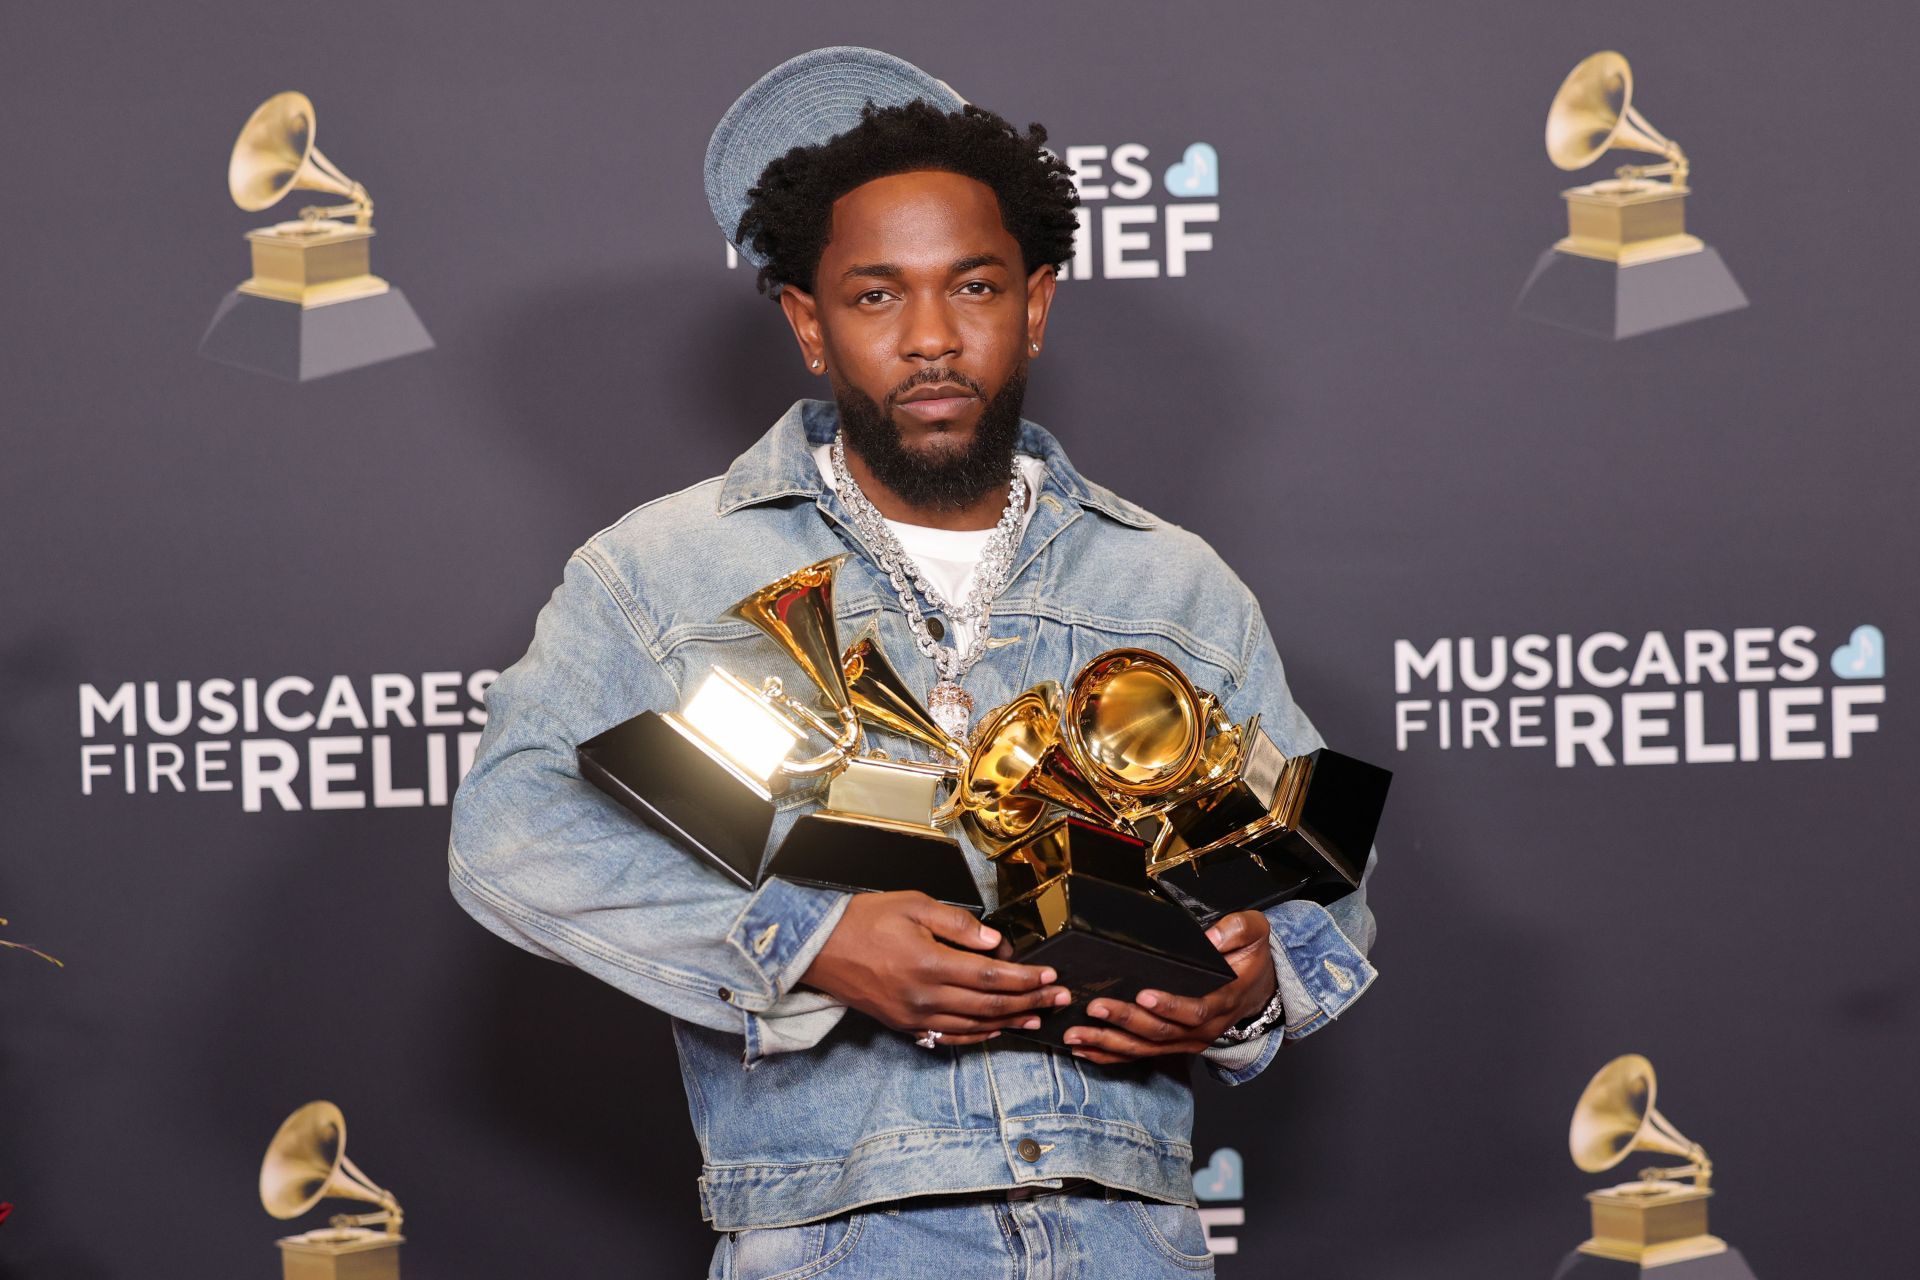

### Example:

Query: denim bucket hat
xmin=705 ymin=46 xmax=965 ymax=273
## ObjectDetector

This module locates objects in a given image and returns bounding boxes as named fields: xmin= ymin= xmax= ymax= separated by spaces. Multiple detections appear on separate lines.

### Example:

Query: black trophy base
xmin=1154 ymin=748 xmax=1389 ymax=922
xmin=1153 ymin=842 xmax=1340 ymax=925
xmin=199 ymin=287 xmax=434 ymax=381
xmin=991 ymin=873 xmax=1233 ymax=1049
xmin=578 ymin=710 xmax=771 ymax=889
xmin=1551 ymin=1247 xmax=1756 ymax=1280
xmin=769 ymin=810 xmax=983 ymax=910
xmin=1515 ymin=246 xmax=1747 ymax=341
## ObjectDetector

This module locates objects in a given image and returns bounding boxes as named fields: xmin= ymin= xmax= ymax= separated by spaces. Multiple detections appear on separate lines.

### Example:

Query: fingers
xmin=906 ymin=895 xmax=1003 ymax=952
xmin=1061 ymin=1019 xmax=1207 ymax=1061
xmin=1084 ymin=996 xmax=1203 ymax=1041
xmin=921 ymin=947 xmax=1060 ymax=996
xmin=908 ymin=1006 xmax=1049 ymax=1037
xmin=928 ymin=983 xmax=1073 ymax=1021
xmin=1126 ymin=988 xmax=1219 ymax=1029
xmin=1207 ymin=909 xmax=1269 ymax=956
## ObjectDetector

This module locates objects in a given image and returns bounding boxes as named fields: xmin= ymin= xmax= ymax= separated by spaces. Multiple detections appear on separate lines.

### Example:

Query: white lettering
xmin=1555 ymin=695 xmax=1616 ymax=767
xmin=79 ymin=683 xmax=136 ymax=737
xmin=1620 ymin=692 xmax=1678 ymax=765
xmin=264 ymin=676 xmax=315 ymax=733
xmin=308 ymin=737 xmax=366 ymax=809
xmin=372 ymin=735 xmax=424 ymax=808
xmin=241 ymin=739 xmax=302 ymax=812
xmin=1733 ymin=627 xmax=1775 ymax=682
xmin=146 ymin=742 xmax=186 ymax=793
xmin=1768 ymin=687 xmax=1824 ymax=760
xmin=1101 ymin=206 xmax=1159 ymax=279
xmin=316 ymin=675 xmax=370 ymax=731
xmin=1164 ymin=203 xmax=1217 ymax=277
xmin=1576 ymin=632 xmax=1629 ymax=688
xmin=1831 ymin=685 xmax=1884 ymax=758
xmin=1509 ymin=696 xmax=1546 ymax=747
xmin=371 ymin=673 xmax=417 ymax=728
xmin=421 ymin=672 xmax=463 ymax=727
xmin=1682 ymin=691 xmax=1734 ymax=763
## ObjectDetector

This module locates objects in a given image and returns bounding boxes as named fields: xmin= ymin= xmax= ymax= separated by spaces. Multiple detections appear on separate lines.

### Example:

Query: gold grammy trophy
xmin=954 ymin=655 xmax=1238 ymax=1047
xmin=1556 ymin=1055 xmax=1757 ymax=1278
xmin=259 ymin=1101 xmax=404 ymax=1280
xmin=580 ymin=558 xmax=981 ymax=907
xmin=200 ymin=92 xmax=433 ymax=380
xmin=578 ymin=558 xmax=865 ymax=887
xmin=1516 ymin=52 xmax=1746 ymax=339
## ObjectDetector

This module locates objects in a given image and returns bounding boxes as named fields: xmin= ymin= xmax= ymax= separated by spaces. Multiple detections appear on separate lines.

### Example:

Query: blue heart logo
xmin=1831 ymin=625 xmax=1885 ymax=679
xmin=1163 ymin=143 xmax=1219 ymax=197
xmin=1193 ymin=1147 xmax=1243 ymax=1201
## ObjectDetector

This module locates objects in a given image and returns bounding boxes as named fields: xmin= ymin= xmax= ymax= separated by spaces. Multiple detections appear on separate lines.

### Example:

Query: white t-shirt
xmin=812 ymin=442 xmax=1047 ymax=653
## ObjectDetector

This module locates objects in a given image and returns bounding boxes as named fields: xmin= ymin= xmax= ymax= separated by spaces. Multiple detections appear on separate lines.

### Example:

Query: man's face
xmin=779 ymin=169 xmax=1056 ymax=509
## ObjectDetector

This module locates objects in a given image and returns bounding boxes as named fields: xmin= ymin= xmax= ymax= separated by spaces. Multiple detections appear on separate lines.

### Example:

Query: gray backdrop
xmin=4 ymin=2 xmax=1914 ymax=1277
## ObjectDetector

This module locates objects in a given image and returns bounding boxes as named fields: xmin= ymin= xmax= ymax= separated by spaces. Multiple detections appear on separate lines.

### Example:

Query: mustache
xmin=883 ymin=367 xmax=986 ymax=410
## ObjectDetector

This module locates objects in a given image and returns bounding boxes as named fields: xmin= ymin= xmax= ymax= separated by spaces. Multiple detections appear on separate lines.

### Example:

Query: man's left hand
xmin=1065 ymin=909 xmax=1278 ymax=1063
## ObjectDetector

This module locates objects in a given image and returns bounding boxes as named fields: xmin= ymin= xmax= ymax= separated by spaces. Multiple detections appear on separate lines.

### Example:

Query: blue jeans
xmin=708 ymin=1190 xmax=1216 ymax=1279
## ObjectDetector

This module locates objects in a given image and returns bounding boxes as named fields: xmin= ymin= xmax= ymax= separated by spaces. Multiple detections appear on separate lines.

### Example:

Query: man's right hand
xmin=800 ymin=891 xmax=1071 ymax=1046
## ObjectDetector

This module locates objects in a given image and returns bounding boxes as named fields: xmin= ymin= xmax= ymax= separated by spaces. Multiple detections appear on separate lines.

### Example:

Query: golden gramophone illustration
xmin=200 ymin=91 xmax=433 ymax=380
xmin=259 ymin=1101 xmax=404 ymax=1280
xmin=1558 ymin=1055 xmax=1757 ymax=1278
xmin=1516 ymin=52 xmax=1746 ymax=339
xmin=579 ymin=558 xmax=981 ymax=907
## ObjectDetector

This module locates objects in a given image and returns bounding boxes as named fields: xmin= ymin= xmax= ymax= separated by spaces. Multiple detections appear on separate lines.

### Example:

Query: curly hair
xmin=735 ymin=99 xmax=1080 ymax=297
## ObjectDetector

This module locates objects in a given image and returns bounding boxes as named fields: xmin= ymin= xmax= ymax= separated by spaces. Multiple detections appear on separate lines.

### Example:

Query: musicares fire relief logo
xmin=76 ymin=670 xmax=496 ymax=811
xmin=1393 ymin=624 xmax=1884 ymax=767
xmin=1194 ymin=1145 xmax=1245 ymax=1255
xmin=726 ymin=139 xmax=1221 ymax=281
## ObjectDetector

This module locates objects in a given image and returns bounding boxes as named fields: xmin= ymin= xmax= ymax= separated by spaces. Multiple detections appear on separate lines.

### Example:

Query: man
xmin=450 ymin=47 xmax=1377 ymax=1279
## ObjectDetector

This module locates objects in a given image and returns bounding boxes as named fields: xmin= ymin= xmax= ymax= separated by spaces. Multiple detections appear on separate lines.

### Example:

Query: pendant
xmin=928 ymin=680 xmax=974 ymax=742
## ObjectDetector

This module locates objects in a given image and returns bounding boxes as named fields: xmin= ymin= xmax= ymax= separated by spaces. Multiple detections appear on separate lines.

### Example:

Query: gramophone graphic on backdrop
xmin=1552 ymin=1055 xmax=1758 ymax=1280
xmin=1516 ymin=52 xmax=1748 ymax=340
xmin=200 ymin=92 xmax=433 ymax=381
xmin=259 ymin=1101 xmax=405 ymax=1280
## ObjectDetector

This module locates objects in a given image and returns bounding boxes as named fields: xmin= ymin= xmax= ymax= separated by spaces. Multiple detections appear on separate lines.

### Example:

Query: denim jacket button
xmin=718 ymin=987 xmax=733 ymax=1002
xmin=1016 ymin=1138 xmax=1042 ymax=1162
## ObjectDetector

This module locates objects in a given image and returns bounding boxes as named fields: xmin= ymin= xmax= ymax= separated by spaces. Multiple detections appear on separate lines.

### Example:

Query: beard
xmin=831 ymin=363 xmax=1028 ymax=512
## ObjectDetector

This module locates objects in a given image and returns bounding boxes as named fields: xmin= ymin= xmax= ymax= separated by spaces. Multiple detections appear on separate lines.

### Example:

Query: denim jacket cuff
xmin=1203 ymin=899 xmax=1376 ymax=1086
xmin=725 ymin=877 xmax=854 ymax=1068
xmin=1270 ymin=898 xmax=1376 ymax=1041
xmin=725 ymin=876 xmax=852 ymax=1005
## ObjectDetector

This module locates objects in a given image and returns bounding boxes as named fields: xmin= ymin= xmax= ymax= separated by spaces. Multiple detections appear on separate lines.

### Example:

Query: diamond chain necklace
xmin=828 ymin=431 xmax=1029 ymax=740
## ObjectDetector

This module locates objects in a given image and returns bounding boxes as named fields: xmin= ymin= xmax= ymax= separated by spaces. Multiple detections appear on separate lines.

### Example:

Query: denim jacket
xmin=448 ymin=400 xmax=1379 ymax=1231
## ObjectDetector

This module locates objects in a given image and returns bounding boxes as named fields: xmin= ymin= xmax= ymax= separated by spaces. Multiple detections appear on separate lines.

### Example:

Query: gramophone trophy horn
xmin=259 ymin=1101 xmax=404 ymax=1280
xmin=229 ymin=92 xmax=373 ymax=227
xmin=201 ymin=92 xmax=433 ymax=378
xmin=1546 ymin=51 xmax=1688 ymax=188
xmin=843 ymin=628 xmax=968 ymax=763
xmin=1556 ymin=1055 xmax=1752 ymax=1274
xmin=577 ymin=557 xmax=866 ymax=887
xmin=755 ymin=609 xmax=981 ymax=910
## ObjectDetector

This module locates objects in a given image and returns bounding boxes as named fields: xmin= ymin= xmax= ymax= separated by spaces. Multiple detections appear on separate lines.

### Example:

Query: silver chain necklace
xmin=829 ymin=431 xmax=1029 ymax=740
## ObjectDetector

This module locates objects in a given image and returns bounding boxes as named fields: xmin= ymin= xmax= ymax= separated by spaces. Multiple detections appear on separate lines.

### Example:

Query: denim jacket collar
xmin=714 ymin=398 xmax=1157 ymax=532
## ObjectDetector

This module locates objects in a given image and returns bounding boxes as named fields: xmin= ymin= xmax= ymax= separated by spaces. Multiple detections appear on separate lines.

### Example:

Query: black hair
xmin=735 ymin=99 xmax=1080 ymax=297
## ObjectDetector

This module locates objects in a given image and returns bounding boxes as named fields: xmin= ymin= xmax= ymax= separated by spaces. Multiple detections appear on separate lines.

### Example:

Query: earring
xmin=811 ymin=359 xmax=822 ymax=370
xmin=1029 ymin=341 xmax=1040 ymax=354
